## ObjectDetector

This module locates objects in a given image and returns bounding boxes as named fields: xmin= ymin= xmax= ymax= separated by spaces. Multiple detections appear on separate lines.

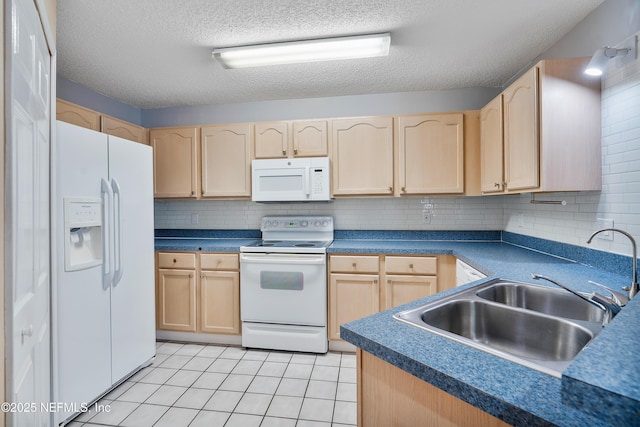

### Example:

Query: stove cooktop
xmin=245 ymin=240 xmax=332 ymax=249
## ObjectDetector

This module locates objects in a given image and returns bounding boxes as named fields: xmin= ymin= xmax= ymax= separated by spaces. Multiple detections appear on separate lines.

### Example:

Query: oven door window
xmin=260 ymin=271 xmax=303 ymax=291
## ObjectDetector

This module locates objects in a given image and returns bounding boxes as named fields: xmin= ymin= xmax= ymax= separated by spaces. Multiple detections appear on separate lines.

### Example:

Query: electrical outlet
xmin=596 ymin=218 xmax=614 ymax=240
xmin=422 ymin=211 xmax=432 ymax=224
xmin=191 ymin=213 xmax=199 ymax=225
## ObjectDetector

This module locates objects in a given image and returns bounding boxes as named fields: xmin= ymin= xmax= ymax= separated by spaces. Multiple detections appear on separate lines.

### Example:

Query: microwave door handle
xmin=304 ymin=166 xmax=311 ymax=197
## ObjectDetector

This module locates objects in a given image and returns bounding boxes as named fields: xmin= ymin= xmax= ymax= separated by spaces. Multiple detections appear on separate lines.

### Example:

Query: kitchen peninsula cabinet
xmin=255 ymin=120 xmax=328 ymax=158
xmin=156 ymin=251 xmax=241 ymax=336
xmin=358 ymin=350 xmax=510 ymax=426
xmin=396 ymin=113 xmax=465 ymax=194
xmin=480 ymin=57 xmax=601 ymax=194
xmin=156 ymin=252 xmax=197 ymax=332
xmin=201 ymin=124 xmax=252 ymax=198
xmin=150 ymin=126 xmax=199 ymax=198
xmin=331 ymin=116 xmax=394 ymax=196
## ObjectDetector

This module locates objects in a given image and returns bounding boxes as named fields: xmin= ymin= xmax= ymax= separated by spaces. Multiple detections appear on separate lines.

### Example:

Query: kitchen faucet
xmin=587 ymin=228 xmax=639 ymax=299
xmin=531 ymin=273 xmax=621 ymax=326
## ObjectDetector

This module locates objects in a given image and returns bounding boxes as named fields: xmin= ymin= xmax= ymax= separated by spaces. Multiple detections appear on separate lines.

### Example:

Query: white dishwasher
xmin=456 ymin=259 xmax=486 ymax=286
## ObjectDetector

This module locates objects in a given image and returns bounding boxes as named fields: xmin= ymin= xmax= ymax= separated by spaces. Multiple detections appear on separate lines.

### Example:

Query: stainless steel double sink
xmin=393 ymin=279 xmax=604 ymax=377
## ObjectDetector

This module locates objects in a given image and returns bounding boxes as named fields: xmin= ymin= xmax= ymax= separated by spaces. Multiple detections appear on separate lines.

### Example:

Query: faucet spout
xmin=587 ymin=228 xmax=639 ymax=299
xmin=531 ymin=273 xmax=619 ymax=326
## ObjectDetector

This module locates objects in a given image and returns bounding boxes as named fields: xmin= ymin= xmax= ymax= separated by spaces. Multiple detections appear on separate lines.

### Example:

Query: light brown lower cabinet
xmin=329 ymin=254 xmax=450 ymax=341
xmin=358 ymin=349 xmax=510 ymax=426
xmin=156 ymin=251 xmax=240 ymax=335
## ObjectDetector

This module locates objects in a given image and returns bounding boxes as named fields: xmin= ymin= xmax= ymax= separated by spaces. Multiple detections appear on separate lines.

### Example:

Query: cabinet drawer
xmin=157 ymin=252 xmax=197 ymax=269
xmin=200 ymin=253 xmax=239 ymax=271
xmin=385 ymin=256 xmax=437 ymax=275
xmin=330 ymin=255 xmax=379 ymax=273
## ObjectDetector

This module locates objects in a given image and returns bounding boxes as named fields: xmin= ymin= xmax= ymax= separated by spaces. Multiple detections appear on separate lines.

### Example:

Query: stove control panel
xmin=261 ymin=216 xmax=334 ymax=232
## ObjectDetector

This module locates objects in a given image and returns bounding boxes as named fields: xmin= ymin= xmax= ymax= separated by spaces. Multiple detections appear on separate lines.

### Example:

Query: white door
xmin=6 ymin=0 xmax=52 ymax=425
xmin=108 ymin=136 xmax=156 ymax=382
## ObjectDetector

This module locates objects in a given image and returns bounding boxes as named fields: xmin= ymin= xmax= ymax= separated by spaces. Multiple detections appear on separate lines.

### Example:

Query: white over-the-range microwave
xmin=251 ymin=157 xmax=331 ymax=202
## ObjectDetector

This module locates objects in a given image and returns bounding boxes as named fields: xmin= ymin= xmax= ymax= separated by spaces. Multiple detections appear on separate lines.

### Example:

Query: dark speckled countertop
xmin=155 ymin=229 xmax=640 ymax=426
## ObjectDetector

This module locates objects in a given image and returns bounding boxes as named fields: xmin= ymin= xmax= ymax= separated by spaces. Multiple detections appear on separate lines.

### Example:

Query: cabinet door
xmin=201 ymin=124 xmax=252 ymax=197
xmin=329 ymin=274 xmax=379 ymax=340
xmin=56 ymin=98 xmax=100 ymax=130
xmin=101 ymin=115 xmax=148 ymax=145
xmin=292 ymin=120 xmax=328 ymax=157
xmin=503 ymin=67 xmax=539 ymax=192
xmin=201 ymin=271 xmax=240 ymax=334
xmin=157 ymin=269 xmax=197 ymax=332
xmin=397 ymin=113 xmax=464 ymax=194
xmin=255 ymin=122 xmax=289 ymax=158
xmin=480 ymin=95 xmax=505 ymax=193
xmin=332 ymin=117 xmax=394 ymax=195
xmin=150 ymin=127 xmax=199 ymax=198
xmin=384 ymin=275 xmax=437 ymax=310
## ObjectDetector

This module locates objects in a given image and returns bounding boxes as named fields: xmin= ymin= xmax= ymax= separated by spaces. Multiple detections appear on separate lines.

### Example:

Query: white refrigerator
xmin=53 ymin=121 xmax=155 ymax=424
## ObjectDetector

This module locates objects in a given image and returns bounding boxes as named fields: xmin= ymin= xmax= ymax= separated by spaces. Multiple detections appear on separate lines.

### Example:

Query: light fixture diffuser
xmin=212 ymin=33 xmax=391 ymax=69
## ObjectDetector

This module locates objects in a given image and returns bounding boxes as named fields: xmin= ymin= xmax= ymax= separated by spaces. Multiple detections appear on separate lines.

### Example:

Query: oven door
xmin=240 ymin=253 xmax=327 ymax=326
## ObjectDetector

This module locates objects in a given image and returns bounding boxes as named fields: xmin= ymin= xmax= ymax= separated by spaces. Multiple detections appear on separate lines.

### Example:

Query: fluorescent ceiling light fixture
xmin=212 ymin=33 xmax=391 ymax=69
xmin=584 ymin=37 xmax=637 ymax=76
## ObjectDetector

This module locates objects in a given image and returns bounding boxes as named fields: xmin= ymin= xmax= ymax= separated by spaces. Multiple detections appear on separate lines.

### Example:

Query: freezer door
xmin=108 ymin=135 xmax=156 ymax=382
xmin=55 ymin=121 xmax=112 ymax=421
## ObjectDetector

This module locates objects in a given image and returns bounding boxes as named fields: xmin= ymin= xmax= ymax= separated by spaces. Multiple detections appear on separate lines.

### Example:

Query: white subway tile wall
xmin=504 ymin=30 xmax=640 ymax=257
xmin=154 ymin=196 xmax=505 ymax=231
xmin=155 ymin=30 xmax=640 ymax=258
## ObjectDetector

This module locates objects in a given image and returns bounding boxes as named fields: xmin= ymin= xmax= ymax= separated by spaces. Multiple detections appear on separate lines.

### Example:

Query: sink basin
xmin=393 ymin=279 xmax=603 ymax=377
xmin=475 ymin=281 xmax=604 ymax=323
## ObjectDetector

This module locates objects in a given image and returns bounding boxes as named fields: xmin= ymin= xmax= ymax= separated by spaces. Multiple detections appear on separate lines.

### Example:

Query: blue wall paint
xmin=57 ymin=77 xmax=142 ymax=125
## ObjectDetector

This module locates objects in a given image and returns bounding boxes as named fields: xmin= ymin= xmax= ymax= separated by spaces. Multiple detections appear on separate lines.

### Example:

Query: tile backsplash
xmin=155 ymin=30 xmax=640 ymax=260
xmin=154 ymin=196 xmax=505 ymax=231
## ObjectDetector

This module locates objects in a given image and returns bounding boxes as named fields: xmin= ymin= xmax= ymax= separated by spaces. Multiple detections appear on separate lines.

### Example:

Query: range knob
xmin=301 ymin=221 xmax=308 ymax=227
xmin=314 ymin=220 xmax=321 ymax=227
xmin=322 ymin=220 xmax=329 ymax=227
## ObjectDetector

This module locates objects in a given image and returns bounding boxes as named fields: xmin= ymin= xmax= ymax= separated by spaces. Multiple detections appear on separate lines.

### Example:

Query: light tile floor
xmin=67 ymin=341 xmax=357 ymax=427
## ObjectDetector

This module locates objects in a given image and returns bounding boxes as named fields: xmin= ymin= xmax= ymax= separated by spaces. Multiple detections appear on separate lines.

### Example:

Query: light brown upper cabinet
xmin=396 ymin=113 xmax=464 ymax=195
xmin=101 ymin=115 xmax=148 ymax=145
xmin=480 ymin=95 xmax=504 ymax=193
xmin=201 ymin=124 xmax=253 ymax=198
xmin=480 ymin=57 xmax=601 ymax=194
xmin=255 ymin=120 xmax=328 ymax=158
xmin=150 ymin=126 xmax=199 ymax=198
xmin=255 ymin=122 xmax=290 ymax=158
xmin=331 ymin=116 xmax=394 ymax=196
xmin=292 ymin=120 xmax=328 ymax=157
xmin=56 ymin=98 xmax=100 ymax=131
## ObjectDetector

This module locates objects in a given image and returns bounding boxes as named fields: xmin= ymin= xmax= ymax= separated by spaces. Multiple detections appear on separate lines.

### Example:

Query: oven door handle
xmin=240 ymin=253 xmax=326 ymax=265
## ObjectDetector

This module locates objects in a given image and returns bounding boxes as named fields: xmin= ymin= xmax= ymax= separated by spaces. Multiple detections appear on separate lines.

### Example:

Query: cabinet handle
xmin=401 ymin=187 xmax=406 ymax=193
xmin=389 ymin=186 xmax=393 ymax=192
xmin=494 ymin=182 xmax=500 ymax=188
xmin=409 ymin=263 xmax=414 ymax=269
xmin=200 ymin=274 xmax=204 ymax=279
xmin=294 ymin=148 xmax=298 ymax=155
xmin=352 ymin=262 xmax=357 ymax=268
xmin=191 ymin=191 xmax=195 ymax=196
xmin=173 ymin=258 xmax=177 ymax=263
xmin=282 ymin=149 xmax=287 ymax=155
xmin=189 ymin=273 xmax=193 ymax=278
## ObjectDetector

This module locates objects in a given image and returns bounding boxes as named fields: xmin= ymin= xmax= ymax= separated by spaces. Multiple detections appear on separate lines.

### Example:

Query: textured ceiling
xmin=57 ymin=0 xmax=605 ymax=109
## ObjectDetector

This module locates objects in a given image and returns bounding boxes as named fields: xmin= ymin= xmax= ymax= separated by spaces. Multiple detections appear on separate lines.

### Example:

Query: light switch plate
xmin=596 ymin=218 xmax=614 ymax=240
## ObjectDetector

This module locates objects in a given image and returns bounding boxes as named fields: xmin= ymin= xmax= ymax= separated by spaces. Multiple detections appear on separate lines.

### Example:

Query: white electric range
xmin=239 ymin=216 xmax=334 ymax=353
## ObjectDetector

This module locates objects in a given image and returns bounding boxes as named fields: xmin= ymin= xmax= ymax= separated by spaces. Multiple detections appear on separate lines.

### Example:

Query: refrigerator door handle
xmin=111 ymin=178 xmax=124 ymax=286
xmin=101 ymin=178 xmax=114 ymax=289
